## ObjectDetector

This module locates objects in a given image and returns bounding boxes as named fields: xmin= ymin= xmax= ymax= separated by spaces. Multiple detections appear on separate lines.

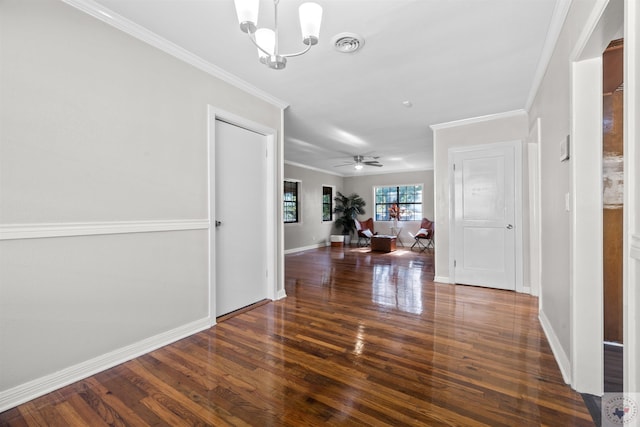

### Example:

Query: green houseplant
xmin=333 ymin=192 xmax=366 ymax=245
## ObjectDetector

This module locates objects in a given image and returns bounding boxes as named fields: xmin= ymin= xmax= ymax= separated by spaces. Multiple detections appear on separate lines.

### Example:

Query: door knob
xmin=215 ymin=220 xmax=222 ymax=227
xmin=506 ymin=224 xmax=513 ymax=229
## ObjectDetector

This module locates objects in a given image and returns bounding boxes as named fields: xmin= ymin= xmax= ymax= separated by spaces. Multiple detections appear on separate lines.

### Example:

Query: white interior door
xmin=215 ymin=119 xmax=267 ymax=316
xmin=453 ymin=144 xmax=516 ymax=290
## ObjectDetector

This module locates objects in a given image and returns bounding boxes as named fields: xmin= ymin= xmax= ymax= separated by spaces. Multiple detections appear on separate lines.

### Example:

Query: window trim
xmin=322 ymin=185 xmax=335 ymax=222
xmin=283 ymin=179 xmax=301 ymax=224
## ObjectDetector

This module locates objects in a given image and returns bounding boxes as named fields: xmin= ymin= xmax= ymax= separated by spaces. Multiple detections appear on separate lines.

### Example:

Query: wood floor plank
xmin=0 ymin=247 xmax=594 ymax=426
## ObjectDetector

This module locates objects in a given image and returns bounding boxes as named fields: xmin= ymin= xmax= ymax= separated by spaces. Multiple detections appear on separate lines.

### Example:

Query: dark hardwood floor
xmin=0 ymin=246 xmax=593 ymax=426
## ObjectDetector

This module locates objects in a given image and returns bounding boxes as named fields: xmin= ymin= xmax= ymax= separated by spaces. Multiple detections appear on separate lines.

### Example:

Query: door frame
xmin=207 ymin=106 xmax=279 ymax=325
xmin=527 ymin=119 xmax=542 ymax=299
xmin=569 ymin=0 xmax=624 ymax=395
xmin=448 ymin=140 xmax=524 ymax=292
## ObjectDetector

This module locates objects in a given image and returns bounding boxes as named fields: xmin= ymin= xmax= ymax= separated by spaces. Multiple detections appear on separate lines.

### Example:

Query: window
xmin=284 ymin=180 xmax=299 ymax=223
xmin=374 ymin=185 xmax=423 ymax=221
xmin=322 ymin=186 xmax=333 ymax=221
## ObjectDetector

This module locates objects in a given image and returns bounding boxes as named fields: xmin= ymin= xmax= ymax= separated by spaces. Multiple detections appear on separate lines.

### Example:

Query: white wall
xmin=431 ymin=111 xmax=528 ymax=283
xmin=625 ymin=0 xmax=640 ymax=393
xmin=283 ymin=163 xmax=343 ymax=251
xmin=527 ymin=0 xmax=602 ymax=389
xmin=0 ymin=0 xmax=282 ymax=409
xmin=344 ymin=170 xmax=434 ymax=244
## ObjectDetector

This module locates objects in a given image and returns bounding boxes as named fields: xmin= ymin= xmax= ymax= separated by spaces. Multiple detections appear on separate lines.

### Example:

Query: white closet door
xmin=215 ymin=120 xmax=267 ymax=316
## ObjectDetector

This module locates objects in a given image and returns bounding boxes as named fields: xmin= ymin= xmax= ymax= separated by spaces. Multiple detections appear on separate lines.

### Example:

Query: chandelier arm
xmin=273 ymin=0 xmax=279 ymax=56
xmin=279 ymin=43 xmax=313 ymax=58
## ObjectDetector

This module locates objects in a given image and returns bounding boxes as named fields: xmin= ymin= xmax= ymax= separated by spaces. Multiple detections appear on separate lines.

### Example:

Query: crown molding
xmin=343 ymin=167 xmax=434 ymax=177
xmin=284 ymin=160 xmax=433 ymax=177
xmin=61 ymin=0 xmax=289 ymax=110
xmin=284 ymin=160 xmax=345 ymax=177
xmin=524 ymin=0 xmax=573 ymax=111
xmin=430 ymin=109 xmax=527 ymax=131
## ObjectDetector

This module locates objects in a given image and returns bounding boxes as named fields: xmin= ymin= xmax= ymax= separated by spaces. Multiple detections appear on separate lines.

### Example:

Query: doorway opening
xmin=602 ymin=38 xmax=624 ymax=393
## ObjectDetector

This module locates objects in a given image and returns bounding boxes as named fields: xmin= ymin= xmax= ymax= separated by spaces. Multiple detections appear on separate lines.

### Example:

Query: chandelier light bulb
xmin=233 ymin=0 xmax=259 ymax=33
xmin=299 ymin=2 xmax=322 ymax=45
xmin=255 ymin=28 xmax=275 ymax=61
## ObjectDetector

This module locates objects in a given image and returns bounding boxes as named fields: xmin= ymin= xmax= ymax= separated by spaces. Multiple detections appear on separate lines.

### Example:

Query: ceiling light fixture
xmin=354 ymin=163 xmax=364 ymax=170
xmin=233 ymin=0 xmax=323 ymax=70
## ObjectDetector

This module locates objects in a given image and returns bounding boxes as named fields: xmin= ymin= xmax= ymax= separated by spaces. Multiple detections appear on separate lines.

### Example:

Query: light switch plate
xmin=560 ymin=135 xmax=570 ymax=162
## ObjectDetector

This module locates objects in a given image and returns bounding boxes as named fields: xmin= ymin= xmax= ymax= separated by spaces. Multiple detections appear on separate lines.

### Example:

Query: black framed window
xmin=284 ymin=181 xmax=299 ymax=223
xmin=322 ymin=186 xmax=333 ymax=221
xmin=374 ymin=185 xmax=423 ymax=221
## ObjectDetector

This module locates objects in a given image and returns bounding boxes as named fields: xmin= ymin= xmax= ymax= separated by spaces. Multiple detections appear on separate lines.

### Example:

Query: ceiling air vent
xmin=332 ymin=33 xmax=364 ymax=53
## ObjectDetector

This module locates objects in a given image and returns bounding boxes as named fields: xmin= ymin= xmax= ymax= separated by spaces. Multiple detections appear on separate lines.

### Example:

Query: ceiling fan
xmin=334 ymin=155 xmax=383 ymax=170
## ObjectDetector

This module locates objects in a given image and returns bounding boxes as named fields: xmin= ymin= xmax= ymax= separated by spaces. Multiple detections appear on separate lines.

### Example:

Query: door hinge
xmin=453 ymin=163 xmax=456 ymax=171
xmin=454 ymin=260 xmax=457 ymax=267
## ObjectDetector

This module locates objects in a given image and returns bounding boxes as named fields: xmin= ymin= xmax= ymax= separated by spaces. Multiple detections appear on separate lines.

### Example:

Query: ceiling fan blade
xmin=364 ymin=161 xmax=383 ymax=167
xmin=333 ymin=162 xmax=354 ymax=167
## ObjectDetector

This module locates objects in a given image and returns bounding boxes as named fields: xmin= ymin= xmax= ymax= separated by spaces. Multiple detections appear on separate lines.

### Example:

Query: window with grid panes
xmin=322 ymin=186 xmax=333 ymax=221
xmin=374 ymin=185 xmax=423 ymax=221
xmin=284 ymin=181 xmax=299 ymax=223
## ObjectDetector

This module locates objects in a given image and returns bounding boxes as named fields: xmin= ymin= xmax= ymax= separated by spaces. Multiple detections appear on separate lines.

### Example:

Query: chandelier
xmin=233 ymin=0 xmax=323 ymax=70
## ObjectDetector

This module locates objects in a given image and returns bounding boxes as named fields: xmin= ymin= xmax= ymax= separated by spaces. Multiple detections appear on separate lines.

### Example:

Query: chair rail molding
xmin=0 ymin=219 xmax=209 ymax=241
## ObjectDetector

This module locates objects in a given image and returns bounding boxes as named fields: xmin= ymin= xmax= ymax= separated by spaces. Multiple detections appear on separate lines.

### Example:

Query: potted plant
xmin=333 ymin=192 xmax=366 ymax=246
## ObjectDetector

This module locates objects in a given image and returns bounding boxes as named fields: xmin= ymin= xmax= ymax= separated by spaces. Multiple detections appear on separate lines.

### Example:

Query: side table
xmin=390 ymin=226 xmax=404 ymax=247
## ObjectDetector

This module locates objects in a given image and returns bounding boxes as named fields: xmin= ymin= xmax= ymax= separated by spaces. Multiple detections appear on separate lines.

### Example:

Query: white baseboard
xmin=276 ymin=289 xmax=287 ymax=300
xmin=284 ymin=242 xmax=328 ymax=255
xmin=539 ymin=309 xmax=571 ymax=384
xmin=0 ymin=317 xmax=211 ymax=412
xmin=433 ymin=275 xmax=451 ymax=284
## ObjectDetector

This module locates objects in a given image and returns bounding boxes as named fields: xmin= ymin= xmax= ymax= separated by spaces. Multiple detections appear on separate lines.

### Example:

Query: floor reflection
xmin=371 ymin=264 xmax=423 ymax=314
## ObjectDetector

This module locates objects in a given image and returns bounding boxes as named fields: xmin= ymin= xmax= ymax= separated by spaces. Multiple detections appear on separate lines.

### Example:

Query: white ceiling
xmin=89 ymin=0 xmax=560 ymax=176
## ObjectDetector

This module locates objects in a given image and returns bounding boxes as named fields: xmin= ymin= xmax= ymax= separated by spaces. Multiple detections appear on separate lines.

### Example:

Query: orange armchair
xmin=409 ymin=218 xmax=434 ymax=251
xmin=355 ymin=218 xmax=377 ymax=247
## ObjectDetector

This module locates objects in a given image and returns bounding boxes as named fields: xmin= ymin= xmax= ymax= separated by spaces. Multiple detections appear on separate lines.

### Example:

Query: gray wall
xmin=283 ymin=163 xmax=343 ymax=251
xmin=344 ymin=170 xmax=434 ymax=244
xmin=527 ymin=0 xmax=598 ymax=368
xmin=0 ymin=0 xmax=282 ymax=400
xmin=282 ymin=167 xmax=434 ymax=251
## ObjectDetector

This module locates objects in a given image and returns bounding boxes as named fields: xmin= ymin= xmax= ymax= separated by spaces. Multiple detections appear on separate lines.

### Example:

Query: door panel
xmin=215 ymin=120 xmax=267 ymax=316
xmin=463 ymin=228 xmax=507 ymax=271
xmin=453 ymin=145 xmax=515 ymax=290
